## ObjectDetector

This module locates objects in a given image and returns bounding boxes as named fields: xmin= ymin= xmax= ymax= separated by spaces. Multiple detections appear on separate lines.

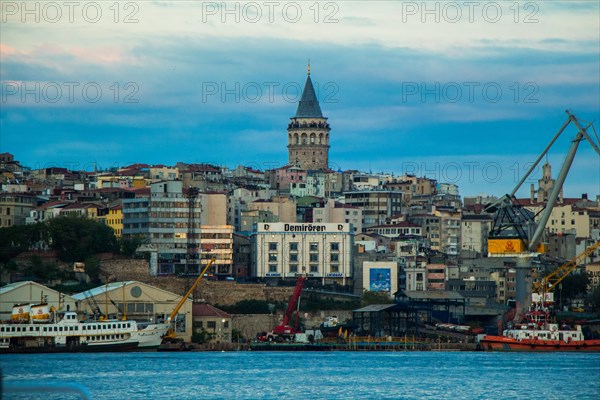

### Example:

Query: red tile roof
xmin=192 ymin=303 xmax=231 ymax=318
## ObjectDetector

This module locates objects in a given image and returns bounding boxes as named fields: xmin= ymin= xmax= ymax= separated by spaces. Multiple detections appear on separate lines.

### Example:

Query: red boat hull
xmin=480 ymin=336 xmax=600 ymax=352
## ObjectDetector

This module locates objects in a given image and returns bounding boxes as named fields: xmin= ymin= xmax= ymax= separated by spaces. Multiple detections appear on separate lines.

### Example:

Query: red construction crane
xmin=259 ymin=275 xmax=306 ymax=342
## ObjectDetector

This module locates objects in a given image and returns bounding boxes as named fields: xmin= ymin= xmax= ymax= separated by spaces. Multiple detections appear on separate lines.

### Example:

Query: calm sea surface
xmin=1 ymin=351 xmax=599 ymax=399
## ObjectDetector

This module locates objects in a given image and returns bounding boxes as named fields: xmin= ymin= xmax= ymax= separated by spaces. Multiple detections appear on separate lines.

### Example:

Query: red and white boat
xmin=480 ymin=307 xmax=600 ymax=352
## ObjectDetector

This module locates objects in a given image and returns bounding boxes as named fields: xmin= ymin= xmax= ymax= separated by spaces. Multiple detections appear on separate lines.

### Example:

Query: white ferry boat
xmin=0 ymin=304 xmax=169 ymax=353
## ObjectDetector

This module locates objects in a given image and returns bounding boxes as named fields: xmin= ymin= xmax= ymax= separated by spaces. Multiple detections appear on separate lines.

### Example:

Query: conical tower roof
xmin=294 ymin=75 xmax=323 ymax=118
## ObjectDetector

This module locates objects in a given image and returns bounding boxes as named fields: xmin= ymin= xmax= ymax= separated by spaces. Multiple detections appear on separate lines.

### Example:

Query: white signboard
xmin=531 ymin=292 xmax=554 ymax=303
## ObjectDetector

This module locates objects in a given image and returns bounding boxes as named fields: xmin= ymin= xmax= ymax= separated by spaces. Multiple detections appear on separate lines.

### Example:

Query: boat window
xmin=36 ymin=326 xmax=40 ymax=331
xmin=0 ymin=327 xmax=3 ymax=332
xmin=30 ymin=327 xmax=34 ymax=331
xmin=43 ymin=327 xmax=47 ymax=332
xmin=54 ymin=327 xmax=58 ymax=331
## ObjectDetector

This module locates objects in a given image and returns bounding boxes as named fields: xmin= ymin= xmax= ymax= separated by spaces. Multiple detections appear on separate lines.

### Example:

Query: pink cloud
xmin=1 ymin=42 xmax=138 ymax=67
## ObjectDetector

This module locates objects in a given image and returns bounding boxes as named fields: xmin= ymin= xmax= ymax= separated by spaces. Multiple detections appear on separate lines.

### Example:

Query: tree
xmin=587 ymin=285 xmax=600 ymax=312
xmin=119 ymin=235 xmax=146 ymax=257
xmin=559 ymin=272 xmax=590 ymax=301
xmin=48 ymin=216 xmax=118 ymax=262
xmin=84 ymin=256 xmax=101 ymax=284
xmin=0 ymin=223 xmax=48 ymax=263
xmin=360 ymin=290 xmax=394 ymax=307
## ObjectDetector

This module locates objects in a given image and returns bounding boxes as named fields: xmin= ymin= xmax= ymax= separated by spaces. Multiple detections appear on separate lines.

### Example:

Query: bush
xmin=217 ymin=300 xmax=273 ymax=314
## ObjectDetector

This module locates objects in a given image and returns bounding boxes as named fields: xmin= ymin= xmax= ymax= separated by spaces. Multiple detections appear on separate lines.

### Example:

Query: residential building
xmin=201 ymin=225 xmax=234 ymax=275
xmin=426 ymin=264 xmax=446 ymax=290
xmin=122 ymin=180 xmax=201 ymax=276
xmin=192 ymin=303 xmax=232 ymax=344
xmin=366 ymin=222 xmax=422 ymax=238
xmin=343 ymin=190 xmax=402 ymax=230
xmin=312 ymin=199 xmax=363 ymax=234
xmin=461 ymin=214 xmax=492 ymax=256
xmin=247 ymin=196 xmax=296 ymax=223
xmin=0 ymin=192 xmax=37 ymax=227
xmin=103 ymin=204 xmax=123 ymax=237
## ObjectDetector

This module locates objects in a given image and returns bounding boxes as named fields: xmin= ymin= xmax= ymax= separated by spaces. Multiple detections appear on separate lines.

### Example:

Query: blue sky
xmin=1 ymin=1 xmax=599 ymax=198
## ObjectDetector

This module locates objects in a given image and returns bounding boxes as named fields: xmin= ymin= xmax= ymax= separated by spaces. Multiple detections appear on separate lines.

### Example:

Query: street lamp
xmin=221 ymin=318 xmax=226 ymax=344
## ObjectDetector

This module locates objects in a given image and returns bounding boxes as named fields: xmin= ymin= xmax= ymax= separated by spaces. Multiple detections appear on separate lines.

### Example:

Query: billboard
xmin=369 ymin=268 xmax=391 ymax=292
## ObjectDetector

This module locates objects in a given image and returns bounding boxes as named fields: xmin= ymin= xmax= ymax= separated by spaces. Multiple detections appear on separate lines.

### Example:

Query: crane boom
xmin=487 ymin=111 xmax=599 ymax=255
xmin=168 ymin=258 xmax=215 ymax=323
xmin=162 ymin=258 xmax=215 ymax=342
xmin=533 ymin=242 xmax=600 ymax=295
xmin=528 ymin=111 xmax=590 ymax=250
xmin=280 ymin=276 xmax=306 ymax=327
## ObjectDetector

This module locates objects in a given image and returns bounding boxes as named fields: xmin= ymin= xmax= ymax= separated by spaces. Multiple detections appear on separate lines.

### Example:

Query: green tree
xmin=0 ymin=223 xmax=48 ymax=263
xmin=587 ymin=285 xmax=600 ymax=312
xmin=119 ymin=235 xmax=146 ymax=257
xmin=84 ymin=256 xmax=101 ymax=284
xmin=218 ymin=299 xmax=272 ymax=314
xmin=360 ymin=290 xmax=394 ymax=307
xmin=559 ymin=273 xmax=590 ymax=301
xmin=48 ymin=216 xmax=118 ymax=262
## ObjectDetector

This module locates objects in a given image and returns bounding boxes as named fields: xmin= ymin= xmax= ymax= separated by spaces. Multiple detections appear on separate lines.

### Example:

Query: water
xmin=1 ymin=352 xmax=599 ymax=399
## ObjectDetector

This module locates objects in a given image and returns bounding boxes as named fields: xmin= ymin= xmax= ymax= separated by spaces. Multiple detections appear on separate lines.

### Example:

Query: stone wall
xmin=100 ymin=258 xmax=294 ymax=305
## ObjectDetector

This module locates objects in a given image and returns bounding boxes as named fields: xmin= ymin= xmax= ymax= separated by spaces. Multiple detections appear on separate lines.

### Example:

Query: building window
xmin=330 ymin=242 xmax=339 ymax=251
xmin=289 ymin=253 xmax=298 ymax=262
xmin=310 ymin=253 xmax=319 ymax=262
xmin=224 ymin=321 xmax=229 ymax=328
xmin=268 ymin=253 xmax=277 ymax=262
xmin=268 ymin=242 xmax=277 ymax=251
xmin=207 ymin=321 xmax=216 ymax=329
xmin=310 ymin=264 xmax=318 ymax=273
xmin=269 ymin=264 xmax=277 ymax=272
xmin=331 ymin=264 xmax=339 ymax=273
xmin=289 ymin=242 xmax=298 ymax=252
xmin=330 ymin=253 xmax=339 ymax=262
xmin=289 ymin=264 xmax=298 ymax=273
xmin=309 ymin=242 xmax=318 ymax=252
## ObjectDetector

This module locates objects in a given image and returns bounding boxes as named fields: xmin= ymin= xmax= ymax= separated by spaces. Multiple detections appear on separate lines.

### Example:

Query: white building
xmin=362 ymin=261 xmax=398 ymax=297
xmin=461 ymin=214 xmax=492 ymax=256
xmin=312 ymin=199 xmax=363 ymax=234
xmin=251 ymin=222 xmax=353 ymax=285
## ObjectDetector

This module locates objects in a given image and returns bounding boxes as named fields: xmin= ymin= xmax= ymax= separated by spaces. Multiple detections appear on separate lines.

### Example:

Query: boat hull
xmin=480 ymin=336 xmax=600 ymax=352
xmin=0 ymin=341 xmax=141 ymax=354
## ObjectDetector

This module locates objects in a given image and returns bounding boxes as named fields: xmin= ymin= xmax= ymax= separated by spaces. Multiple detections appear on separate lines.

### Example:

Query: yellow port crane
xmin=533 ymin=242 xmax=600 ymax=296
xmin=163 ymin=258 xmax=215 ymax=341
